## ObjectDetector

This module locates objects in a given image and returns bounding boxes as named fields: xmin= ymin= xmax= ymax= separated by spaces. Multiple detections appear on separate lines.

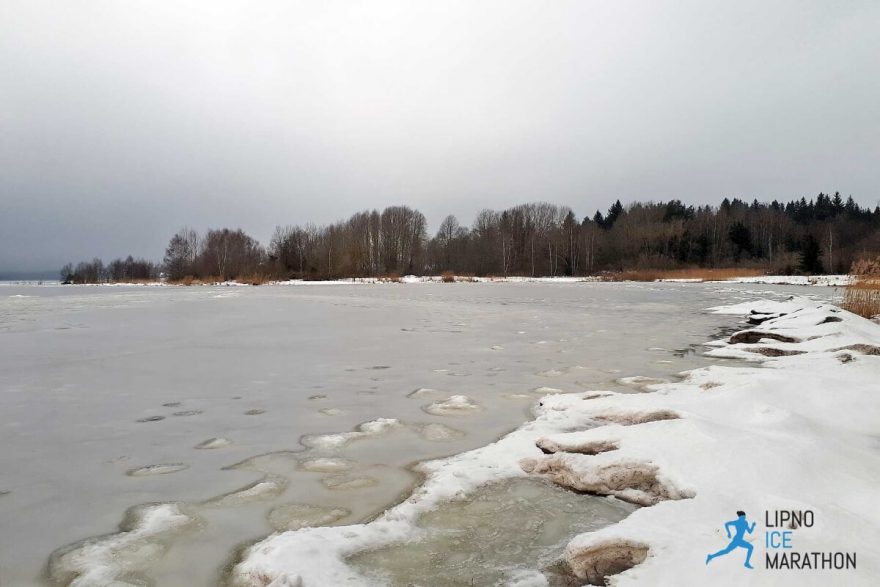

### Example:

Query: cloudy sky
xmin=1 ymin=1 xmax=878 ymax=272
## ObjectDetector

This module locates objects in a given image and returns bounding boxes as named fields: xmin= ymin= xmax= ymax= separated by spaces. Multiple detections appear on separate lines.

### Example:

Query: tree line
xmin=61 ymin=256 xmax=159 ymax=284
xmin=62 ymin=193 xmax=880 ymax=283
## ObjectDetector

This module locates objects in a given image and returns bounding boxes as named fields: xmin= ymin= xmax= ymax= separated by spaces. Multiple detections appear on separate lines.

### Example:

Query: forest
xmin=61 ymin=193 xmax=880 ymax=283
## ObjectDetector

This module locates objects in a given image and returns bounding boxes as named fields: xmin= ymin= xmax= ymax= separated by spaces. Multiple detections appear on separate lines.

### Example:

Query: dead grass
xmin=606 ymin=267 xmax=767 ymax=282
xmin=169 ymin=274 xmax=271 ymax=286
xmin=441 ymin=270 xmax=455 ymax=283
xmin=842 ymin=257 xmax=880 ymax=318
xmin=379 ymin=273 xmax=401 ymax=283
xmin=170 ymin=275 xmax=201 ymax=286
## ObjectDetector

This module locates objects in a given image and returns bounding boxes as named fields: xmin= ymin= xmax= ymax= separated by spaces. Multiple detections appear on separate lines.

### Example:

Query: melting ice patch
xmin=204 ymin=476 xmax=287 ymax=507
xmin=297 ymin=457 xmax=354 ymax=473
xmin=268 ymin=503 xmax=351 ymax=532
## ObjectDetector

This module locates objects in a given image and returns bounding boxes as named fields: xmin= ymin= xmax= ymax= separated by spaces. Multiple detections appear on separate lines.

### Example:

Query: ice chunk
xmin=422 ymin=395 xmax=481 ymax=416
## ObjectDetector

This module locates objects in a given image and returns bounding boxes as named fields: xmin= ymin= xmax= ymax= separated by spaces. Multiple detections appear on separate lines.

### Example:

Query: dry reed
xmin=842 ymin=257 xmax=880 ymax=319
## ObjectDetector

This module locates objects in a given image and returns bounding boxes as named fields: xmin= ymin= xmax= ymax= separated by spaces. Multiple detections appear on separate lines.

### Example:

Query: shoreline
xmin=3 ymin=274 xmax=853 ymax=288
xmin=228 ymin=296 xmax=880 ymax=586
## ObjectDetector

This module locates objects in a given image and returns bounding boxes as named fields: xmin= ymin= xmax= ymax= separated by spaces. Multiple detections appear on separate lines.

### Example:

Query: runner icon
xmin=706 ymin=511 xmax=755 ymax=569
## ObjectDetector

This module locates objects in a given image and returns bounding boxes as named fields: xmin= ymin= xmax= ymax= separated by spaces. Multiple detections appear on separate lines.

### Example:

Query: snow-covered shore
xmin=229 ymin=297 xmax=879 ymax=586
xmin=10 ymin=274 xmax=850 ymax=288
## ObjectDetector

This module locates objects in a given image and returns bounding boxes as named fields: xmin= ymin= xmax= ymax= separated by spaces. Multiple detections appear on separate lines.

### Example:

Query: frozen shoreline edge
xmin=228 ymin=296 xmax=880 ymax=586
xmin=5 ymin=274 xmax=852 ymax=288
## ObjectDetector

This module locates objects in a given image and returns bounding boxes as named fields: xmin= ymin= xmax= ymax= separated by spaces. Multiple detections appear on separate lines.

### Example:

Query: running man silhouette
xmin=706 ymin=511 xmax=756 ymax=569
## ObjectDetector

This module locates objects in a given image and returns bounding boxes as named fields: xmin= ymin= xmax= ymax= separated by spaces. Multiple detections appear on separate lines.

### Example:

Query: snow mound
xmin=422 ymin=394 xmax=482 ymax=416
xmin=301 ymin=418 xmax=401 ymax=450
xmin=48 ymin=503 xmax=198 ymax=586
xmin=533 ymin=386 xmax=564 ymax=394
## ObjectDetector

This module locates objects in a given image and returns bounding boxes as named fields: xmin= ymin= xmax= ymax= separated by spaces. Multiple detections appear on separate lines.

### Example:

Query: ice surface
xmin=228 ymin=297 xmax=880 ymax=586
xmin=349 ymin=478 xmax=634 ymax=586
xmin=297 ymin=457 xmax=354 ymax=473
xmin=0 ymin=281 xmax=844 ymax=585
xmin=268 ymin=503 xmax=351 ymax=531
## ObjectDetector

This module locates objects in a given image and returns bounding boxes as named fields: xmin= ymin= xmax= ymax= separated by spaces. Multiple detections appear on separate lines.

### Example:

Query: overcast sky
xmin=1 ymin=1 xmax=878 ymax=272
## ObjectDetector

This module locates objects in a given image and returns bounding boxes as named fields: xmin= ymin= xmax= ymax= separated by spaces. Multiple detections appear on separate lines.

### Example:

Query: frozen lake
xmin=0 ymin=281 xmax=839 ymax=585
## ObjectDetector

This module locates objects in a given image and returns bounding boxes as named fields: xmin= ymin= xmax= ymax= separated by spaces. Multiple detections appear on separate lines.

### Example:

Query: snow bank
xmin=48 ymin=503 xmax=198 ymax=586
xmin=726 ymin=274 xmax=851 ymax=287
xmin=229 ymin=297 xmax=880 ymax=586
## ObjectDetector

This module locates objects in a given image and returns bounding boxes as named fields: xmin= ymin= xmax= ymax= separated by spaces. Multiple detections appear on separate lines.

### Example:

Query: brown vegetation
xmin=441 ymin=270 xmax=455 ymax=283
xmin=605 ymin=267 xmax=766 ymax=282
xmin=842 ymin=257 xmax=880 ymax=319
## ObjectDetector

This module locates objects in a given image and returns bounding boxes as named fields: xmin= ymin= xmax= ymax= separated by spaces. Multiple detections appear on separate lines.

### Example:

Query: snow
xmin=230 ymin=297 xmax=880 ymax=586
xmin=726 ymin=274 xmax=852 ymax=287
xmin=47 ymin=503 xmax=198 ymax=586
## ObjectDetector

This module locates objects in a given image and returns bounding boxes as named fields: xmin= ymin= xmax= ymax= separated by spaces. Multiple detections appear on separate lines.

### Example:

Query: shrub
xmin=441 ymin=271 xmax=455 ymax=283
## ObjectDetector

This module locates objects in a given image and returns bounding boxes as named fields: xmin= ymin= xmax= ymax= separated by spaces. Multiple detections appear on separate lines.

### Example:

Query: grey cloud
xmin=1 ymin=0 xmax=878 ymax=271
